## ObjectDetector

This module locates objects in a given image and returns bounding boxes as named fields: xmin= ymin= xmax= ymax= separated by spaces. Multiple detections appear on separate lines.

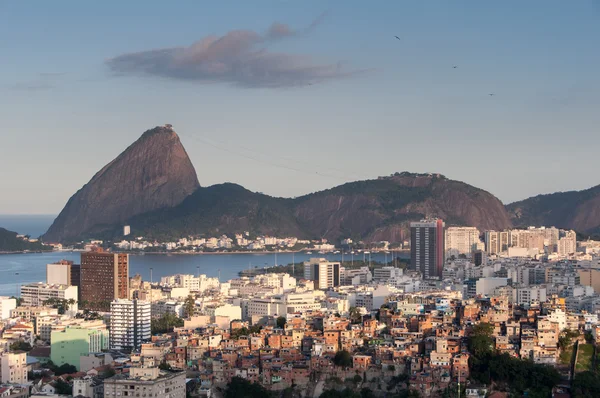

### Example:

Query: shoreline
xmin=1 ymin=249 xmax=410 ymax=256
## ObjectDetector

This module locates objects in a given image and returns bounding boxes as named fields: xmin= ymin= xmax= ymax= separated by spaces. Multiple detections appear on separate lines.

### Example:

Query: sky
xmin=1 ymin=0 xmax=600 ymax=215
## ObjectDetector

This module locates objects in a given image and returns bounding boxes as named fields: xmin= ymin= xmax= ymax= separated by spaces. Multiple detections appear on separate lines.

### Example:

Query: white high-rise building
xmin=558 ymin=230 xmax=577 ymax=256
xmin=303 ymin=258 xmax=340 ymax=289
xmin=123 ymin=225 xmax=131 ymax=236
xmin=0 ymin=352 xmax=28 ymax=384
xmin=0 ymin=297 xmax=17 ymax=320
xmin=110 ymin=299 xmax=151 ymax=350
xmin=445 ymin=227 xmax=483 ymax=256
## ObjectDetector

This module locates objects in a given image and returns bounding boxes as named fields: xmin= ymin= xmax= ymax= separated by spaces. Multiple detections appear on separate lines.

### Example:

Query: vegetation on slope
xmin=0 ymin=227 xmax=48 ymax=252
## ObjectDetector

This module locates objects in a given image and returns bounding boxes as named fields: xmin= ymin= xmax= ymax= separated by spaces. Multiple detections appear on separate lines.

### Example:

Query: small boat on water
xmin=306 ymin=251 xmax=313 ymax=254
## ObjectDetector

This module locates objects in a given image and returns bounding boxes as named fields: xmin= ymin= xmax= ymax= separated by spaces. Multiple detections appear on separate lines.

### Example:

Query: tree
xmin=360 ymin=388 xmax=376 ymax=398
xmin=184 ymin=295 xmax=196 ymax=318
xmin=349 ymin=307 xmax=362 ymax=324
xmin=151 ymin=312 xmax=184 ymax=334
xmin=225 ymin=376 xmax=271 ymax=398
xmin=53 ymin=363 xmax=77 ymax=376
xmin=333 ymin=350 xmax=353 ymax=368
xmin=158 ymin=361 xmax=173 ymax=371
xmin=54 ymin=378 xmax=72 ymax=395
xmin=10 ymin=341 xmax=32 ymax=352
xmin=353 ymin=374 xmax=362 ymax=384
xmin=572 ymin=371 xmax=600 ymax=398
xmin=320 ymin=389 xmax=360 ymax=398
xmin=276 ymin=316 xmax=287 ymax=329
xmin=468 ymin=322 xmax=494 ymax=358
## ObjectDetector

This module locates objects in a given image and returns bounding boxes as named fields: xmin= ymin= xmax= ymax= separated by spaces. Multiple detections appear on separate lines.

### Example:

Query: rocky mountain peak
xmin=44 ymin=125 xmax=200 ymax=242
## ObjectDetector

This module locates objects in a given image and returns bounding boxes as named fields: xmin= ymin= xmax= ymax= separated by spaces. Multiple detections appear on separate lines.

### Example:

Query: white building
xmin=203 ymin=303 xmax=242 ymax=320
xmin=160 ymin=274 xmax=219 ymax=293
xmin=373 ymin=266 xmax=402 ymax=282
xmin=110 ymin=299 xmax=151 ymax=350
xmin=252 ymin=273 xmax=296 ymax=291
xmin=475 ymin=278 xmax=508 ymax=297
xmin=20 ymin=283 xmax=78 ymax=315
xmin=558 ymin=231 xmax=577 ymax=256
xmin=151 ymin=301 xmax=184 ymax=318
xmin=304 ymin=258 xmax=340 ymax=289
xmin=445 ymin=227 xmax=483 ymax=256
xmin=46 ymin=261 xmax=76 ymax=286
xmin=0 ymin=352 xmax=27 ymax=384
xmin=0 ymin=297 xmax=17 ymax=320
xmin=513 ymin=286 xmax=547 ymax=308
xmin=123 ymin=225 xmax=131 ymax=236
xmin=104 ymin=364 xmax=185 ymax=398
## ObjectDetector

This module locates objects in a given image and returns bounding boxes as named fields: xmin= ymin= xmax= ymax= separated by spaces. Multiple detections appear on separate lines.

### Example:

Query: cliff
xmin=44 ymin=125 xmax=200 ymax=242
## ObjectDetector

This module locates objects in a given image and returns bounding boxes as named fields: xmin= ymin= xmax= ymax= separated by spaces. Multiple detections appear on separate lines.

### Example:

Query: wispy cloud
xmin=8 ymin=72 xmax=66 ymax=91
xmin=106 ymin=13 xmax=364 ymax=88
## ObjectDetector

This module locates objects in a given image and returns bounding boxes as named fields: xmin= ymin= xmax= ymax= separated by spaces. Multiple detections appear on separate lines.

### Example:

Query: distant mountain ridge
xmin=507 ymin=184 xmax=600 ymax=234
xmin=43 ymin=124 xmax=514 ymax=243
xmin=97 ymin=172 xmax=514 ymax=242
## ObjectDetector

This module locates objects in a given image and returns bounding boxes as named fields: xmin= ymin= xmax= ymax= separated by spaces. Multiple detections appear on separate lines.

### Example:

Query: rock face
xmin=507 ymin=184 xmax=600 ymax=234
xmin=45 ymin=124 xmax=514 ymax=243
xmin=123 ymin=172 xmax=513 ymax=242
xmin=44 ymin=125 xmax=200 ymax=242
xmin=291 ymin=173 xmax=513 ymax=242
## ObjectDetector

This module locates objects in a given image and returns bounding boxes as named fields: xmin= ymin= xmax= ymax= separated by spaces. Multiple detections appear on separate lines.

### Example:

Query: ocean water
xmin=0 ymin=214 xmax=56 ymax=237
xmin=0 ymin=251 xmax=406 ymax=297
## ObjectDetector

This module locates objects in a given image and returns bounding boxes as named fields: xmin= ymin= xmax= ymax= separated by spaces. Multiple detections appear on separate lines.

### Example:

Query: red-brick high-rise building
xmin=80 ymin=248 xmax=129 ymax=310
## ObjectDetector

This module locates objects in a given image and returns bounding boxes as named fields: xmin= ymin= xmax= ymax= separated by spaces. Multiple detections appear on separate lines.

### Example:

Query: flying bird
xmin=489 ymin=93 xmax=495 ymax=96
xmin=452 ymin=66 xmax=458 ymax=69
xmin=394 ymin=36 xmax=401 ymax=41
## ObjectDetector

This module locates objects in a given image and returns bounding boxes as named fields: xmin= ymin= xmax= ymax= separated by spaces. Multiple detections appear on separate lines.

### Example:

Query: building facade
xmin=110 ymin=299 xmax=151 ymax=351
xmin=0 ymin=297 xmax=17 ymax=320
xmin=20 ymin=283 xmax=78 ymax=314
xmin=46 ymin=260 xmax=81 ymax=290
xmin=411 ymin=219 xmax=445 ymax=280
xmin=104 ymin=367 xmax=186 ymax=398
xmin=303 ymin=258 xmax=340 ymax=289
xmin=81 ymin=250 xmax=129 ymax=311
xmin=445 ymin=227 xmax=483 ymax=257
xmin=51 ymin=326 xmax=109 ymax=370
xmin=0 ymin=352 xmax=28 ymax=384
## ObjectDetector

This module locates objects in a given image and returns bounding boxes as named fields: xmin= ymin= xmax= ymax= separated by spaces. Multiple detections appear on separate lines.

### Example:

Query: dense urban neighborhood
xmin=1 ymin=222 xmax=600 ymax=397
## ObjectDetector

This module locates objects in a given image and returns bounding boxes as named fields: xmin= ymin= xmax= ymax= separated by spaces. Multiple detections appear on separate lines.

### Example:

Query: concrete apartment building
xmin=103 ymin=361 xmax=185 ymax=398
xmin=80 ymin=250 xmax=129 ymax=311
xmin=411 ymin=219 xmax=445 ymax=280
xmin=303 ymin=258 xmax=340 ymax=289
xmin=445 ymin=227 xmax=483 ymax=257
xmin=20 ymin=283 xmax=78 ymax=315
xmin=0 ymin=352 xmax=28 ymax=384
xmin=51 ymin=326 xmax=109 ymax=370
xmin=110 ymin=299 xmax=151 ymax=350
xmin=0 ymin=297 xmax=17 ymax=320
xmin=47 ymin=260 xmax=81 ymax=289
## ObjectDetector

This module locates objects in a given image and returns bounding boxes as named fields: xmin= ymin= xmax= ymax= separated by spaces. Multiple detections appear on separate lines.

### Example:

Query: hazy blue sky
xmin=2 ymin=0 xmax=600 ymax=214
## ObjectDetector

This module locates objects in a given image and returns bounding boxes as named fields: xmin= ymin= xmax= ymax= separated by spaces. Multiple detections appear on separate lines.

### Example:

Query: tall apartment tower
xmin=110 ymin=299 xmax=151 ymax=350
xmin=411 ymin=219 xmax=445 ymax=280
xmin=80 ymin=249 xmax=129 ymax=311
xmin=303 ymin=258 xmax=341 ymax=289
xmin=46 ymin=260 xmax=81 ymax=292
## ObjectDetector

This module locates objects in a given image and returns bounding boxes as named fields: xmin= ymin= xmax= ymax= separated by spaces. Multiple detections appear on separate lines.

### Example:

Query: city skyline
xmin=2 ymin=1 xmax=600 ymax=214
